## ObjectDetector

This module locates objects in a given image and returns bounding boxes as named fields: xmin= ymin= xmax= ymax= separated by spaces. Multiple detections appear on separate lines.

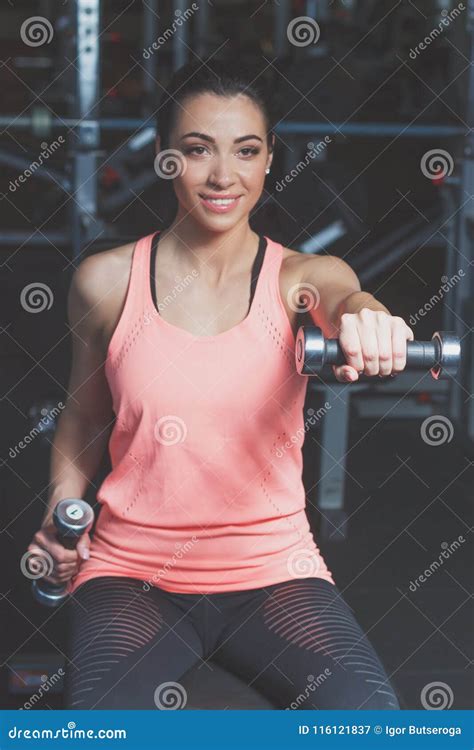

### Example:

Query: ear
xmin=267 ymin=133 xmax=275 ymax=168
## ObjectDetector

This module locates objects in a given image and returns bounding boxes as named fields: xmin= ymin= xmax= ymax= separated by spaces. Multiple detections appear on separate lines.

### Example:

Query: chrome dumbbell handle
xmin=295 ymin=327 xmax=461 ymax=380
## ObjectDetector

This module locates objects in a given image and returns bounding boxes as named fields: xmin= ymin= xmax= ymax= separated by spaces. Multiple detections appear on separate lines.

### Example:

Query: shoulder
xmin=281 ymin=246 xmax=359 ymax=287
xmin=68 ymin=241 xmax=136 ymax=332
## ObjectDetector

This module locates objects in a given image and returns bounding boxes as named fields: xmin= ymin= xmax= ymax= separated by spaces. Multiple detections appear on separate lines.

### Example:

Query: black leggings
xmin=63 ymin=576 xmax=400 ymax=710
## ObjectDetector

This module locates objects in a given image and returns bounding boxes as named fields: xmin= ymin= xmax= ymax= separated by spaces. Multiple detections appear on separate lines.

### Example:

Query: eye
xmin=240 ymin=147 xmax=260 ymax=157
xmin=183 ymin=146 xmax=261 ymax=157
xmin=184 ymin=146 xmax=208 ymax=156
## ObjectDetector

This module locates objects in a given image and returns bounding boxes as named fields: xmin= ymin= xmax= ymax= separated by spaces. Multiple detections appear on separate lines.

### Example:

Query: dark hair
xmin=155 ymin=56 xmax=276 ymax=227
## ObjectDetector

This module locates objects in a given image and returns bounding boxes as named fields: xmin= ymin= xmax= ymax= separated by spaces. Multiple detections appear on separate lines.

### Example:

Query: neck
xmin=159 ymin=214 xmax=259 ymax=283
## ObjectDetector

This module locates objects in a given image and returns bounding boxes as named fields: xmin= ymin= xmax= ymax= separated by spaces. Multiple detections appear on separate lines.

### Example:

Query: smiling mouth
xmin=199 ymin=195 xmax=242 ymax=203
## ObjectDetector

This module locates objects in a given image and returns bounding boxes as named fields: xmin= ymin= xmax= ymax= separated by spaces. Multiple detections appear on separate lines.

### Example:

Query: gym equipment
xmin=31 ymin=499 xmax=94 ymax=608
xmin=295 ymin=326 xmax=461 ymax=380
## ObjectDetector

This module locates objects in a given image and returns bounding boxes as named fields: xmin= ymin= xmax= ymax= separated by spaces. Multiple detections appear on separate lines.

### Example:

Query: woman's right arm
xmin=28 ymin=253 xmax=118 ymax=581
xmin=42 ymin=254 xmax=115 ymax=527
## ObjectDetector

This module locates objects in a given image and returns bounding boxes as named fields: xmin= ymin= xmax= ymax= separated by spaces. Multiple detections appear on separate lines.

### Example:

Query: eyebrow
xmin=180 ymin=132 xmax=263 ymax=144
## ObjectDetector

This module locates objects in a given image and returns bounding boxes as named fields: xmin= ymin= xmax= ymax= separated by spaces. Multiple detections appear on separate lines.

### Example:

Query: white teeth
xmin=204 ymin=197 xmax=237 ymax=205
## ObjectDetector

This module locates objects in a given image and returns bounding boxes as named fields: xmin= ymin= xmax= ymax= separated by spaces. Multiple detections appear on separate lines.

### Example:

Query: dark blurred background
xmin=0 ymin=0 xmax=472 ymax=711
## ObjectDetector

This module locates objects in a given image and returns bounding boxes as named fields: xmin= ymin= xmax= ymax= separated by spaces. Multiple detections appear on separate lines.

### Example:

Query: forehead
xmin=175 ymin=92 xmax=266 ymax=136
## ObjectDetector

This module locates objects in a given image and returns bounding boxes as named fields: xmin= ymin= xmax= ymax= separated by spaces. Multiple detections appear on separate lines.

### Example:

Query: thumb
xmin=76 ymin=533 xmax=91 ymax=560
xmin=332 ymin=364 xmax=359 ymax=382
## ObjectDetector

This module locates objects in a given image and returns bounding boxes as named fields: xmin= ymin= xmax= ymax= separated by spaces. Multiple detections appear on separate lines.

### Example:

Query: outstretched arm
xmin=300 ymin=255 xmax=413 ymax=382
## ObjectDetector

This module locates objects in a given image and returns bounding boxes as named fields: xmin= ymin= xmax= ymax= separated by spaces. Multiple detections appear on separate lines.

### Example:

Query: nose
xmin=208 ymin=156 xmax=235 ymax=188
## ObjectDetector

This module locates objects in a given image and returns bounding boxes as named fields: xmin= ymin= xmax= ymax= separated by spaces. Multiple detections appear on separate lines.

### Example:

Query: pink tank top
xmin=69 ymin=231 xmax=334 ymax=594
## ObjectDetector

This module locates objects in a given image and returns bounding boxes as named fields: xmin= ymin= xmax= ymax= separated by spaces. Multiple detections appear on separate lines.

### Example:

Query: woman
xmin=27 ymin=58 xmax=411 ymax=710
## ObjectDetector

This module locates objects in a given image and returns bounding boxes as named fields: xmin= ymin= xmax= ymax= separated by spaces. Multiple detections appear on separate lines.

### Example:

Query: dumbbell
xmin=295 ymin=327 xmax=461 ymax=380
xmin=31 ymin=498 xmax=94 ymax=608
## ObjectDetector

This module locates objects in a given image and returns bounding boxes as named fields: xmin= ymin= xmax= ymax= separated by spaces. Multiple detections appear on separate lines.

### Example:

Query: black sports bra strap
xmin=149 ymin=231 xmax=160 ymax=310
xmin=149 ymin=232 xmax=267 ymax=314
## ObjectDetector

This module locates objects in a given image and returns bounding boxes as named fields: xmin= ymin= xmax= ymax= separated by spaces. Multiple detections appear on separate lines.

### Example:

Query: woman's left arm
xmin=300 ymin=255 xmax=414 ymax=382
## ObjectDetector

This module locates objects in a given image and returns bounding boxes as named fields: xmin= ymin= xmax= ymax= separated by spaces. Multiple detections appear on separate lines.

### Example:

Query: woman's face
xmin=157 ymin=92 xmax=273 ymax=230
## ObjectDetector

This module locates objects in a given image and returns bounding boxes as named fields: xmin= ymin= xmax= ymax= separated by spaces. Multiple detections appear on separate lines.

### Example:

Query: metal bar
xmin=0 ymin=117 xmax=466 ymax=138
xmin=274 ymin=0 xmax=290 ymax=58
xmin=448 ymin=0 xmax=474 ymax=441
xmin=71 ymin=0 xmax=101 ymax=263
xmin=142 ymin=0 xmax=159 ymax=114
xmin=173 ymin=0 xmax=188 ymax=71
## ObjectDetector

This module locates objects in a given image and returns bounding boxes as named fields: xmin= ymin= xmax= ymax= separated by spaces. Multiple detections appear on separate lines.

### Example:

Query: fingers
xmin=32 ymin=529 xmax=77 ymax=565
xmin=375 ymin=312 xmax=393 ymax=377
xmin=391 ymin=318 xmax=414 ymax=374
xmin=27 ymin=527 xmax=91 ymax=585
xmin=335 ymin=310 xmax=414 ymax=382
xmin=338 ymin=314 xmax=365 ymax=373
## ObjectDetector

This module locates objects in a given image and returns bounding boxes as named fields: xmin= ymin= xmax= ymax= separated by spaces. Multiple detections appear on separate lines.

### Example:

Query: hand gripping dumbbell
xmin=295 ymin=327 xmax=461 ymax=379
xmin=31 ymin=498 xmax=94 ymax=608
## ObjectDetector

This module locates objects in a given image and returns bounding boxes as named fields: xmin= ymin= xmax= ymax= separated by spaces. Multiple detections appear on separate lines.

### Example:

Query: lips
xmin=199 ymin=195 xmax=242 ymax=213
xmin=199 ymin=194 xmax=242 ymax=200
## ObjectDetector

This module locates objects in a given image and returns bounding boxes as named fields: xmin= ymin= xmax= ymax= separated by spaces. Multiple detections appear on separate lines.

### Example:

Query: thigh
xmin=212 ymin=578 xmax=400 ymax=710
xmin=63 ymin=576 xmax=203 ymax=709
